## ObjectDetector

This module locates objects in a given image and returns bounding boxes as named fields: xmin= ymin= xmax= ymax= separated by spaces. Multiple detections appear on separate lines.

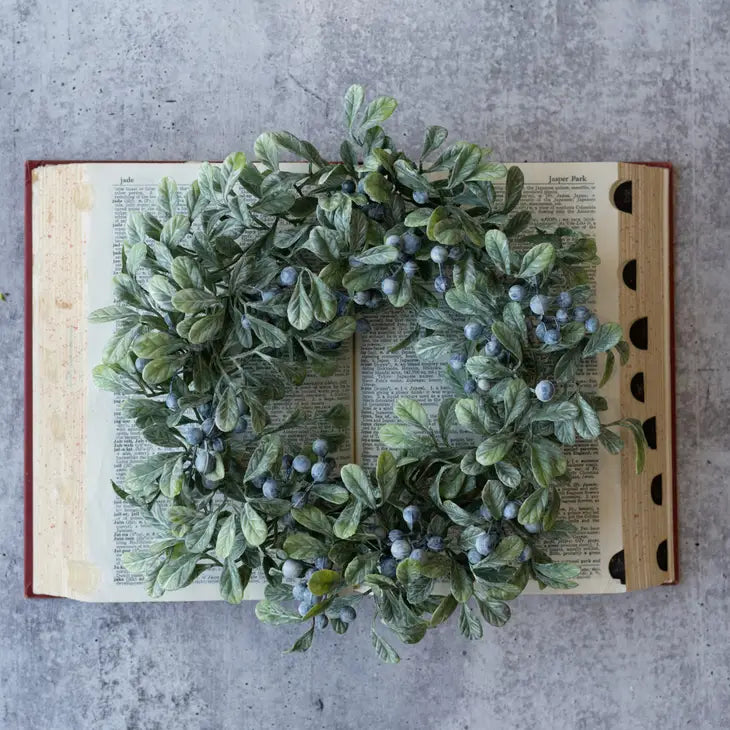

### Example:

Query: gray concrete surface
xmin=0 ymin=1 xmax=726 ymax=728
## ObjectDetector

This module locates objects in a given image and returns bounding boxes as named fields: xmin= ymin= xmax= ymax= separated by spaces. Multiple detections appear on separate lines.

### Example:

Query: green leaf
xmin=502 ymin=166 xmax=524 ymax=213
xmin=478 ymin=535 xmax=524 ymax=567
xmin=404 ymin=208 xmax=433 ymax=227
xmin=92 ymin=364 xmax=139 ymax=394
xmin=441 ymin=500 xmax=475 ymax=527
xmin=362 ymin=172 xmax=393 ymax=203
xmin=495 ymin=461 xmax=521 ymax=488
xmin=292 ymin=506 xmax=333 ymax=537
xmin=215 ymin=513 xmax=238 ymax=561
xmin=530 ymin=437 xmax=567 ymax=487
xmin=518 ymin=243 xmax=555 ymax=278
xmin=171 ymin=288 xmax=218 ymax=314
xmin=344 ymin=84 xmax=365 ymax=129
xmin=394 ymin=397 xmax=430 ymax=431
xmin=455 ymin=398 xmax=495 ymax=436
xmin=307 ymin=569 xmax=340 ymax=596
xmin=141 ymin=356 xmax=180 ymax=385
xmin=340 ymin=464 xmax=377 ymax=509
xmin=287 ymin=275 xmax=313 ymax=330
xmin=503 ymin=301 xmax=527 ymax=343
xmin=533 ymin=562 xmax=581 ymax=589
xmin=310 ymin=483 xmax=350 ymax=505
xmin=482 ymin=480 xmax=506 ymax=519
xmin=219 ymin=558 xmax=247 ymax=604
xmin=492 ymin=321 xmax=522 ymax=361
xmin=241 ymin=503 xmax=268 ymax=547
xmin=518 ymin=487 xmax=549 ymax=525
xmin=476 ymin=434 xmax=515 ymax=466
xmin=378 ymin=423 xmax=426 ymax=450
xmin=157 ymin=177 xmax=178 ymax=219
xmin=308 ymin=274 xmax=337 ymax=322
xmin=448 ymin=144 xmax=482 ymax=187
xmin=187 ymin=312 xmax=223 ymax=344
xmin=283 ymin=532 xmax=327 ymax=560
xmin=583 ymin=323 xmax=623 ymax=358
xmin=247 ymin=315 xmax=288 ymax=348
xmin=477 ymin=598 xmax=511 ymax=627
xmin=574 ymin=395 xmax=601 ymax=439
xmin=421 ymin=125 xmax=448 ymax=160
xmin=503 ymin=378 xmax=530 ymax=426
xmin=285 ymin=626 xmax=315 ymax=654
xmin=484 ymin=229 xmax=511 ymax=273
xmin=430 ymin=594 xmax=458 ymax=627
xmin=255 ymin=600 xmax=301 ymax=625
xmin=158 ymin=553 xmax=202 ymax=591
xmin=344 ymin=552 xmax=379 ymax=585
xmin=458 ymin=603 xmax=483 ymax=640
xmin=243 ymin=435 xmax=282 ymax=483
xmin=254 ymin=132 xmax=279 ymax=170
xmin=533 ymin=401 xmax=580 ymax=423
xmin=414 ymin=335 xmax=456 ymax=363
xmin=450 ymin=561 xmax=473 ymax=603
xmin=600 ymin=350 xmax=616 ymax=387
xmin=371 ymin=629 xmax=400 ymax=663
xmin=359 ymin=95 xmax=397 ymax=131
xmin=215 ymin=384 xmax=239 ymax=432
xmin=376 ymin=450 xmax=397 ymax=504
xmin=353 ymin=244 xmax=400 ymax=265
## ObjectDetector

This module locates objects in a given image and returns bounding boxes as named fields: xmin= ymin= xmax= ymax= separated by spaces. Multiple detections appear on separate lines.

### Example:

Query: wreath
xmin=92 ymin=85 xmax=645 ymax=662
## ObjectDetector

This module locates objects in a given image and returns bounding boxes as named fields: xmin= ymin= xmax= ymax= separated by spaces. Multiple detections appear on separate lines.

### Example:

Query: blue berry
xmin=543 ymin=329 xmax=561 ymax=345
xmin=312 ymin=439 xmax=329 ymax=457
xmin=339 ymin=606 xmax=357 ymax=623
xmin=403 ymin=260 xmax=418 ymax=278
xmin=508 ymin=284 xmax=526 ymax=302
xmin=239 ymin=314 xmax=251 ymax=331
xmin=165 ymin=392 xmax=178 ymax=410
xmin=410 ymin=548 xmax=425 ymax=562
xmin=503 ymin=501 xmax=519 ymax=520
xmin=535 ymin=379 xmax=555 ymax=402
xmin=556 ymin=291 xmax=572 ymax=309
xmin=391 ymin=539 xmax=412 ymax=560
xmin=535 ymin=322 xmax=547 ymax=342
xmin=434 ymin=275 xmax=450 ymax=293
xmin=234 ymin=416 xmax=248 ymax=434
xmin=261 ymin=288 xmax=278 ymax=303
xmin=180 ymin=424 xmax=204 ymax=446
xmin=430 ymin=245 xmax=448 ymax=264
xmin=403 ymin=505 xmax=420 ymax=528
xmin=195 ymin=449 xmax=215 ymax=474
xmin=477 ymin=378 xmax=490 ymax=392
xmin=402 ymin=231 xmax=421 ymax=254
xmin=449 ymin=353 xmax=466 ymax=370
xmin=412 ymin=190 xmax=429 ymax=204
xmin=314 ymin=556 xmax=330 ymax=570
xmin=135 ymin=357 xmax=149 ymax=373
xmin=292 ymin=455 xmax=311 ymax=473
xmin=315 ymin=614 xmax=329 ymax=630
xmin=427 ymin=535 xmax=444 ymax=551
xmin=585 ymin=315 xmax=599 ymax=333
xmin=518 ymin=545 xmax=533 ymax=563
xmin=464 ymin=322 xmax=483 ymax=341
xmin=556 ymin=308 xmax=570 ymax=325
xmin=291 ymin=491 xmax=308 ymax=508
xmin=464 ymin=379 xmax=477 ymax=394
xmin=573 ymin=305 xmax=590 ymax=322
xmin=380 ymin=557 xmax=397 ymax=577
xmin=298 ymin=601 xmax=312 ymax=617
xmin=476 ymin=532 xmax=497 ymax=556
xmin=341 ymin=179 xmax=356 ymax=194
xmin=310 ymin=461 xmax=328 ymax=483
xmin=525 ymin=523 xmax=541 ymax=534
xmin=282 ymin=559 xmax=304 ymax=580
xmin=381 ymin=277 xmax=398 ymax=296
xmin=262 ymin=478 xmax=279 ymax=499
xmin=211 ymin=437 xmax=224 ymax=453
xmin=388 ymin=529 xmax=404 ymax=543
xmin=279 ymin=266 xmax=298 ymax=287
xmin=353 ymin=291 xmax=370 ymax=306
xmin=385 ymin=234 xmax=401 ymax=247
xmin=479 ymin=504 xmax=493 ymax=520
xmin=467 ymin=548 xmax=482 ymax=565
xmin=530 ymin=294 xmax=551 ymax=316
xmin=292 ymin=582 xmax=310 ymax=601
xmin=348 ymin=255 xmax=364 ymax=269
xmin=484 ymin=336 xmax=502 ymax=357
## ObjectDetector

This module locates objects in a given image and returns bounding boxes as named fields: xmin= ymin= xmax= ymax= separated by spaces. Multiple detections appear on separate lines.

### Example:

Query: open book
xmin=25 ymin=160 xmax=676 ymax=601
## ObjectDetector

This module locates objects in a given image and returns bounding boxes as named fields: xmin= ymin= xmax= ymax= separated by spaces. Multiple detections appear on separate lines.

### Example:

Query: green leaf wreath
xmin=92 ymin=85 xmax=645 ymax=662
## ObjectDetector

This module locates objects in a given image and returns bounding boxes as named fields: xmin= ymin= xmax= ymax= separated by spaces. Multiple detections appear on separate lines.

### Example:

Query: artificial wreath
xmin=92 ymin=86 xmax=645 ymax=662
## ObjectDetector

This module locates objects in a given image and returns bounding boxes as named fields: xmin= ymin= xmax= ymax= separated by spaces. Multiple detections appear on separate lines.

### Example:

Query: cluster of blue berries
xmin=177 ymin=399 xmax=249 ymax=477
xmin=281 ymin=555 xmax=356 ymax=627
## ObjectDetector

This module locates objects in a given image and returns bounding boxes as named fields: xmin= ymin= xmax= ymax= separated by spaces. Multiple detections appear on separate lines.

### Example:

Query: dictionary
xmin=25 ymin=160 xmax=676 ymax=600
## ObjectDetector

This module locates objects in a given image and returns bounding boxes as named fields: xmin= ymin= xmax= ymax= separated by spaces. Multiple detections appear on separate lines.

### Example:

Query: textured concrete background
xmin=0 ymin=1 xmax=726 ymax=728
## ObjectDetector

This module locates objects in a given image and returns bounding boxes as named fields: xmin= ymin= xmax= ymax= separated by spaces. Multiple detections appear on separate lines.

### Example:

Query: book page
xmin=35 ymin=161 xmax=353 ymax=601
xmin=355 ymin=163 xmax=625 ymax=594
